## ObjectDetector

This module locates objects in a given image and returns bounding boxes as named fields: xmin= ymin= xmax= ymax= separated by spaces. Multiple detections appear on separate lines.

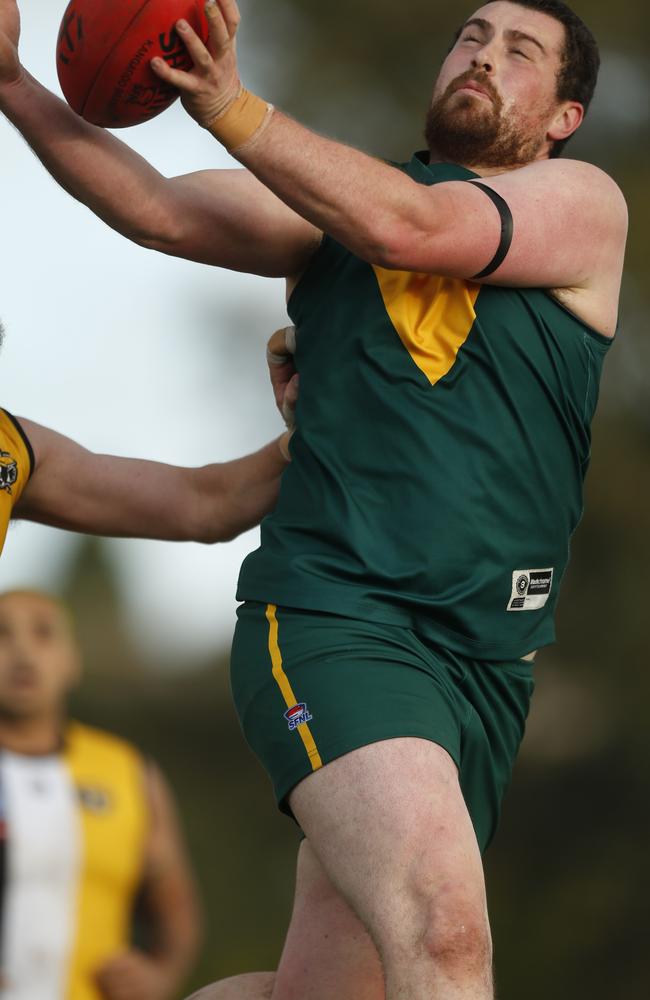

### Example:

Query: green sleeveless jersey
xmin=238 ymin=155 xmax=613 ymax=659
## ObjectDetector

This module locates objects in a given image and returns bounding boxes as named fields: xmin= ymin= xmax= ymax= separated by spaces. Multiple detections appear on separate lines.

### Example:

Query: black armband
xmin=468 ymin=181 xmax=514 ymax=280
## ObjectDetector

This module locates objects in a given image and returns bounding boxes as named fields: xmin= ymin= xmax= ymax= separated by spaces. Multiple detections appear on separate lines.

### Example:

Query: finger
xmin=285 ymin=373 xmax=300 ymax=410
xmin=281 ymin=399 xmax=296 ymax=429
xmin=204 ymin=0 xmax=231 ymax=51
xmin=150 ymin=40 xmax=204 ymax=91
xmin=270 ymin=366 xmax=293 ymax=411
xmin=278 ymin=429 xmax=293 ymax=461
xmin=176 ymin=18 xmax=215 ymax=71
xmin=266 ymin=326 xmax=296 ymax=365
xmin=281 ymin=374 xmax=299 ymax=427
xmin=150 ymin=57 xmax=200 ymax=90
xmin=266 ymin=326 xmax=296 ymax=364
xmin=212 ymin=0 xmax=241 ymax=38
xmin=285 ymin=325 xmax=296 ymax=353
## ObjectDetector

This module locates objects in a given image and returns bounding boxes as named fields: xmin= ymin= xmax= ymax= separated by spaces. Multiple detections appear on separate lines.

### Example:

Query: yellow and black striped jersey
xmin=0 ymin=409 xmax=34 ymax=558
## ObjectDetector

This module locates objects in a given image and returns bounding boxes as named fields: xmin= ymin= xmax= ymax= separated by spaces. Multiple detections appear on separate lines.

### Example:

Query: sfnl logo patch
xmin=507 ymin=568 xmax=554 ymax=611
xmin=284 ymin=703 xmax=313 ymax=731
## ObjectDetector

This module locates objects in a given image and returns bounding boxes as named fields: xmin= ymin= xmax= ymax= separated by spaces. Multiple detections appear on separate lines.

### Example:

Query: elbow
xmin=355 ymin=216 xmax=430 ymax=271
xmin=191 ymin=521 xmax=231 ymax=546
xmin=190 ymin=506 xmax=239 ymax=546
xmin=121 ymin=199 xmax=189 ymax=254
xmin=184 ymin=469 xmax=233 ymax=545
xmin=131 ymin=221 xmax=186 ymax=255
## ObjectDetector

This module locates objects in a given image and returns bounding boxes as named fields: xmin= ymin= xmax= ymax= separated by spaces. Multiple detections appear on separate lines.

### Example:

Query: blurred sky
xmin=0 ymin=0 xmax=290 ymax=662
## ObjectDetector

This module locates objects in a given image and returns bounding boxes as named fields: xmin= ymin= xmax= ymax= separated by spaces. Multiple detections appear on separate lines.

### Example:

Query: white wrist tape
xmin=266 ymin=326 xmax=297 ymax=366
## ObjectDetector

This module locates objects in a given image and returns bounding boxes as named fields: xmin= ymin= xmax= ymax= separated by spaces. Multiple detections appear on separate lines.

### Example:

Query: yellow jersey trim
xmin=372 ymin=268 xmax=480 ymax=385
xmin=0 ymin=409 xmax=34 ymax=558
xmin=265 ymin=604 xmax=323 ymax=771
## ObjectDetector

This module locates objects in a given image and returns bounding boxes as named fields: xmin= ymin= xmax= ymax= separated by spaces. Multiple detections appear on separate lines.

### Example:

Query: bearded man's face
xmin=426 ymin=2 xmax=568 ymax=168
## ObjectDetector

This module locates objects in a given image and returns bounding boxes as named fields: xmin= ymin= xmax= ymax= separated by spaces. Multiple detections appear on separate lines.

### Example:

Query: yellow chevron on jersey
xmin=63 ymin=722 xmax=149 ymax=1000
xmin=371 ymin=267 xmax=481 ymax=386
xmin=0 ymin=408 xmax=34 ymax=557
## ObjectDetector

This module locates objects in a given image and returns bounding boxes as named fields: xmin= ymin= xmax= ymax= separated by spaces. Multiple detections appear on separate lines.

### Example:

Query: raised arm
xmin=13 ymin=418 xmax=290 ymax=544
xmin=151 ymin=0 xmax=628 ymax=336
xmin=0 ymin=2 xmax=319 ymax=276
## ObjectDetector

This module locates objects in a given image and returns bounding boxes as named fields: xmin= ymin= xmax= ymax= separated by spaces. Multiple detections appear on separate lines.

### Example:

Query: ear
xmin=547 ymin=101 xmax=584 ymax=145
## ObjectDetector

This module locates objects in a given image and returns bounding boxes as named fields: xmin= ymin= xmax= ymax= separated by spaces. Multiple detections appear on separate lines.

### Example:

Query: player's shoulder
xmin=66 ymin=720 xmax=144 ymax=764
xmin=517 ymin=158 xmax=627 ymax=220
xmin=487 ymin=158 xmax=629 ymax=249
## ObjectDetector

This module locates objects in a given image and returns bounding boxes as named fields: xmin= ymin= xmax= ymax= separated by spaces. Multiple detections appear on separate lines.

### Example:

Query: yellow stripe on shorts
xmin=266 ymin=604 xmax=323 ymax=771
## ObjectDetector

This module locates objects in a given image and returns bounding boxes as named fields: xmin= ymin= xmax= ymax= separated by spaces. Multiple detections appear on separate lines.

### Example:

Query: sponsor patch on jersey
xmin=0 ymin=449 xmax=18 ymax=494
xmin=78 ymin=785 xmax=113 ymax=813
xmin=284 ymin=702 xmax=313 ymax=731
xmin=507 ymin=568 xmax=554 ymax=611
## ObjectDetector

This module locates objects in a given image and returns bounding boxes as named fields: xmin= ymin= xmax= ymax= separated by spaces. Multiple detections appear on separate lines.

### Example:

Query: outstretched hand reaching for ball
xmin=151 ymin=0 xmax=243 ymax=128
xmin=0 ymin=0 xmax=21 ymax=86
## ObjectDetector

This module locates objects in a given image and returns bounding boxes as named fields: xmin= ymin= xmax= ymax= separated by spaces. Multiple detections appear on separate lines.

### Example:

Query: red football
xmin=56 ymin=0 xmax=209 ymax=128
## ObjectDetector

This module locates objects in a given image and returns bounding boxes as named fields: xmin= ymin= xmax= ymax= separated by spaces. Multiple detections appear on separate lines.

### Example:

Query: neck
xmin=426 ymin=143 xmax=552 ymax=176
xmin=426 ymin=147 xmax=521 ymax=176
xmin=0 ymin=712 xmax=65 ymax=755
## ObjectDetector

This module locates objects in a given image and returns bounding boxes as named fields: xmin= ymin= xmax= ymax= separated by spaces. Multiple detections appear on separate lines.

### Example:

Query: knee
xmin=377 ymin=882 xmax=492 ymax=978
xmin=423 ymin=896 xmax=492 ymax=975
xmin=185 ymin=972 xmax=275 ymax=1000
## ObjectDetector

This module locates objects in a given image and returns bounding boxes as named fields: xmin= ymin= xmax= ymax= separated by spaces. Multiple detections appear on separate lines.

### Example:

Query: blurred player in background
xmin=0 ymin=1 xmax=628 ymax=999
xmin=0 ymin=588 xmax=201 ymax=1000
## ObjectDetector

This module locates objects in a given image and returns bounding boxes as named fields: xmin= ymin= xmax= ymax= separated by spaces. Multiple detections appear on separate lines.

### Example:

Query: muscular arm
xmin=13 ymin=418 xmax=289 ymax=543
xmin=0 ymin=69 xmax=319 ymax=276
xmin=237 ymin=115 xmax=628 ymax=288
xmin=153 ymin=3 xmax=628 ymax=334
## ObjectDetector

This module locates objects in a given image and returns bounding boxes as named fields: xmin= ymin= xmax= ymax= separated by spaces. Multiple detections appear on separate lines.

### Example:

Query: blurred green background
xmin=59 ymin=0 xmax=648 ymax=996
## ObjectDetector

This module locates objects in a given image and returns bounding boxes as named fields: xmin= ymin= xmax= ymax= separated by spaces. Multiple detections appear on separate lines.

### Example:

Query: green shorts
xmin=230 ymin=602 xmax=535 ymax=853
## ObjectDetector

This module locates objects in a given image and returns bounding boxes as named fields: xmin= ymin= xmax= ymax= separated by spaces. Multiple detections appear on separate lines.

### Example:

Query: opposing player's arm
xmin=12 ymin=418 xmax=289 ymax=543
xmin=138 ymin=761 xmax=202 ymax=986
xmin=0 ymin=69 xmax=319 ymax=276
xmin=95 ymin=761 xmax=202 ymax=1000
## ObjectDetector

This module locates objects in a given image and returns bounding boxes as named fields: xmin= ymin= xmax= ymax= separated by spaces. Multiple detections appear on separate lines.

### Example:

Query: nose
xmin=470 ymin=42 xmax=496 ymax=75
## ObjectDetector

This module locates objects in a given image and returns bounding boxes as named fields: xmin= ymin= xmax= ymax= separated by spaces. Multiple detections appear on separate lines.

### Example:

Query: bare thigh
xmin=271 ymin=839 xmax=384 ymax=1000
xmin=185 ymin=972 xmax=275 ymax=1000
xmin=288 ymin=738 xmax=490 ymax=970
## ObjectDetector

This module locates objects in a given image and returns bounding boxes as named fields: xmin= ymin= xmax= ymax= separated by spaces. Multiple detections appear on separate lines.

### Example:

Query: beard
xmin=424 ymin=70 xmax=548 ymax=169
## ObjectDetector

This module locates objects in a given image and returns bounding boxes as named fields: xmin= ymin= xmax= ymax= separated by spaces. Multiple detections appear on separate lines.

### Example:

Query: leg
xmin=289 ymin=738 xmax=494 ymax=1000
xmin=185 ymin=972 xmax=275 ymax=1000
xmin=271 ymin=839 xmax=384 ymax=1000
xmin=185 ymin=840 xmax=384 ymax=1000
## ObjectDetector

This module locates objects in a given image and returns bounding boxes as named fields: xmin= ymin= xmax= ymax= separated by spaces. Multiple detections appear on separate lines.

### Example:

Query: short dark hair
xmin=454 ymin=0 xmax=600 ymax=156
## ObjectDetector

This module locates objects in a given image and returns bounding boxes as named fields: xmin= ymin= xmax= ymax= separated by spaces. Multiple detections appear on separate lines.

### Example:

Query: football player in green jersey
xmin=0 ymin=2 xmax=628 ymax=999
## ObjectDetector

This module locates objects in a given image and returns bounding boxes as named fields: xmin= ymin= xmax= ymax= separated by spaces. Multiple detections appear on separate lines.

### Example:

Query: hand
xmin=151 ymin=0 xmax=243 ymax=127
xmin=267 ymin=326 xmax=298 ymax=429
xmin=0 ymin=0 xmax=21 ymax=86
xmin=95 ymin=949 xmax=171 ymax=1000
